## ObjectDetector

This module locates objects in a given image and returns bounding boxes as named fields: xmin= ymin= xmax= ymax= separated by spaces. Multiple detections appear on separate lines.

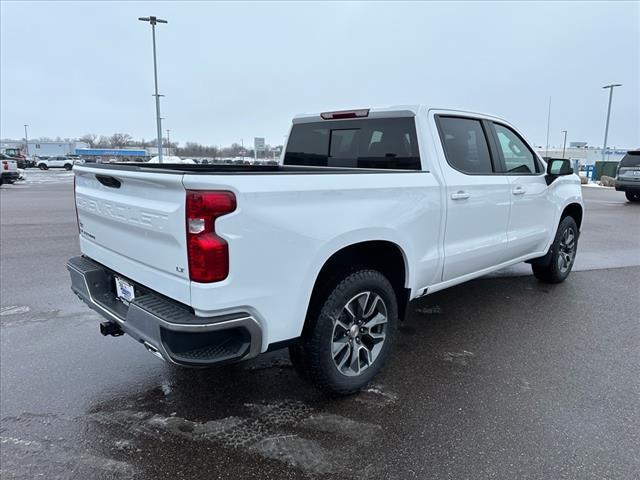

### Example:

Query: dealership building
xmin=533 ymin=146 xmax=632 ymax=164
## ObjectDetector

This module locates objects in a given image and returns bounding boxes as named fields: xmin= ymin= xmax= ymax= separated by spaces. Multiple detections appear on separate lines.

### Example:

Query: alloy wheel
xmin=557 ymin=226 xmax=577 ymax=273
xmin=331 ymin=291 xmax=388 ymax=377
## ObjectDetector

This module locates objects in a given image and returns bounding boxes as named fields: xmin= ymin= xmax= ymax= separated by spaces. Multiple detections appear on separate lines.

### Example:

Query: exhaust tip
xmin=143 ymin=341 xmax=165 ymax=361
xmin=100 ymin=321 xmax=124 ymax=337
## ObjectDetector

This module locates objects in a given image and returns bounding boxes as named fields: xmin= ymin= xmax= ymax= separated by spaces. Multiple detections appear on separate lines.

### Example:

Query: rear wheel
xmin=290 ymin=269 xmax=398 ymax=395
xmin=532 ymin=216 xmax=578 ymax=283
xmin=625 ymin=191 xmax=640 ymax=202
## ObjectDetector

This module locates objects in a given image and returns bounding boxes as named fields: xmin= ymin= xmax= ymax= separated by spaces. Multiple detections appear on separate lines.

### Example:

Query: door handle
xmin=451 ymin=191 xmax=470 ymax=200
xmin=512 ymin=186 xmax=526 ymax=195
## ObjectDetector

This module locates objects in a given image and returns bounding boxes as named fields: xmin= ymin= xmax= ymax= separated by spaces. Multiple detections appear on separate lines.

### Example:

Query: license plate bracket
xmin=115 ymin=277 xmax=135 ymax=304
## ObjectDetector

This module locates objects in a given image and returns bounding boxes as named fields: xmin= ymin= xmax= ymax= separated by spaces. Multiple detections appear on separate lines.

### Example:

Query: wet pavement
xmin=1 ymin=177 xmax=639 ymax=479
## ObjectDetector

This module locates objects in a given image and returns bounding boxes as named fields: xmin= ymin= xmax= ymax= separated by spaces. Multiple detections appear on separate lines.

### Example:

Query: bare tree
xmin=96 ymin=135 xmax=110 ymax=147
xmin=109 ymin=133 xmax=133 ymax=148
xmin=78 ymin=134 xmax=98 ymax=147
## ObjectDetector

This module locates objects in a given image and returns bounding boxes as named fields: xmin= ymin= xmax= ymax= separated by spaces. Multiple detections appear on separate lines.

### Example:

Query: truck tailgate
xmin=74 ymin=165 xmax=191 ymax=304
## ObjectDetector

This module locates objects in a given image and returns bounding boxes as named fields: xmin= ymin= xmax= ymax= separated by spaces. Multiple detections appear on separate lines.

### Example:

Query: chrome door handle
xmin=451 ymin=191 xmax=470 ymax=200
xmin=512 ymin=186 xmax=526 ymax=195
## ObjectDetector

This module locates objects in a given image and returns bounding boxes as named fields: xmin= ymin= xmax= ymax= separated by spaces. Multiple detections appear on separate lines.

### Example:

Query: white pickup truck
xmin=67 ymin=106 xmax=583 ymax=394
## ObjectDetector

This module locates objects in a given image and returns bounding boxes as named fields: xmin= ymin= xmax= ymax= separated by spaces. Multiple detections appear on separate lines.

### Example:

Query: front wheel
xmin=64 ymin=163 xmax=73 ymax=171
xmin=290 ymin=269 xmax=398 ymax=395
xmin=625 ymin=191 xmax=640 ymax=202
xmin=532 ymin=216 xmax=579 ymax=283
xmin=39 ymin=164 xmax=48 ymax=170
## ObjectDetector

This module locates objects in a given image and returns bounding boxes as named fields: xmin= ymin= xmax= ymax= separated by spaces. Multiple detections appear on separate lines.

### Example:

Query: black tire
xmin=39 ymin=164 xmax=48 ymax=170
xmin=532 ymin=216 xmax=579 ymax=284
xmin=0 ymin=177 xmax=3 ymax=186
xmin=625 ymin=191 xmax=640 ymax=202
xmin=290 ymin=269 xmax=398 ymax=395
xmin=64 ymin=163 xmax=73 ymax=171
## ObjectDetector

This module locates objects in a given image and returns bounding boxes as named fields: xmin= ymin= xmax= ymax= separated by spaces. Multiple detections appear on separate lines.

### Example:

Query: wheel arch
xmin=301 ymin=240 xmax=411 ymax=338
xmin=561 ymin=202 xmax=583 ymax=230
xmin=528 ymin=202 xmax=583 ymax=267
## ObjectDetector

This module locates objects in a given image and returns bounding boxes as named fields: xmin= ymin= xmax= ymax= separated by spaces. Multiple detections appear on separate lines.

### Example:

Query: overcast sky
xmin=1 ymin=1 xmax=638 ymax=148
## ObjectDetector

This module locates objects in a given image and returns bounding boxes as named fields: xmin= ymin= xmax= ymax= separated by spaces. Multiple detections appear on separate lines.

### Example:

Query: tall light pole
xmin=601 ymin=83 xmax=622 ymax=161
xmin=561 ymin=130 xmax=567 ymax=159
xmin=139 ymin=15 xmax=167 ymax=163
xmin=23 ymin=124 xmax=29 ymax=158
xmin=166 ymin=129 xmax=170 ymax=155
xmin=545 ymin=96 xmax=551 ymax=158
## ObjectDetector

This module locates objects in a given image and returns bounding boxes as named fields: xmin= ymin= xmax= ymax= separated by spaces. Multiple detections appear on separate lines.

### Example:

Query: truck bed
xmin=81 ymin=162 xmax=416 ymax=175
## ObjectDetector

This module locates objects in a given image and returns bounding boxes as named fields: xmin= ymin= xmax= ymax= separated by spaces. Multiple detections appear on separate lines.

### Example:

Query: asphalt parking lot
xmin=1 ymin=171 xmax=639 ymax=480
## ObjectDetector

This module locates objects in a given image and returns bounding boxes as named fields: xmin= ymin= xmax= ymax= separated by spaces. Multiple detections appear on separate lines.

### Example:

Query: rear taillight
xmin=73 ymin=175 xmax=80 ymax=232
xmin=186 ymin=190 xmax=236 ymax=283
xmin=2 ymin=161 xmax=7 ymax=170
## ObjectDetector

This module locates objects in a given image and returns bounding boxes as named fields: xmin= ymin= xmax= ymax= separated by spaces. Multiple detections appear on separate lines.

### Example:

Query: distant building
xmin=1 ymin=140 xmax=89 ymax=157
xmin=534 ymin=146 xmax=632 ymax=165
xmin=75 ymin=148 xmax=147 ymax=162
xmin=569 ymin=142 xmax=588 ymax=148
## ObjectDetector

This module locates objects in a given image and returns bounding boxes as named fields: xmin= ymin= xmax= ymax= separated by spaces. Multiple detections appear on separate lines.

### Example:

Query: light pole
xmin=601 ymin=83 xmax=622 ymax=161
xmin=23 ymin=124 xmax=29 ymax=158
xmin=166 ymin=129 xmax=170 ymax=155
xmin=561 ymin=130 xmax=567 ymax=159
xmin=545 ymin=96 xmax=551 ymax=159
xmin=240 ymin=138 xmax=244 ymax=161
xmin=139 ymin=15 xmax=167 ymax=163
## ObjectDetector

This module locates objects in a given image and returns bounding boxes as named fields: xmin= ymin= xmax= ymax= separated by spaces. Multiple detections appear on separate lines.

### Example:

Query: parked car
xmin=615 ymin=150 xmax=640 ymax=202
xmin=67 ymin=105 xmax=583 ymax=394
xmin=36 ymin=156 xmax=83 ymax=170
xmin=1 ymin=156 xmax=20 ymax=185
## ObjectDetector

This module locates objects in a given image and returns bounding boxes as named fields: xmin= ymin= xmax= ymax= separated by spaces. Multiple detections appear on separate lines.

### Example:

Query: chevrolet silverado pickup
xmin=67 ymin=106 xmax=583 ymax=394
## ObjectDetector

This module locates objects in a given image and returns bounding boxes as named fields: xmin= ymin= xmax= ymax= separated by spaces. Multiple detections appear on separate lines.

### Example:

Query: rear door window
xmin=436 ymin=116 xmax=494 ymax=174
xmin=284 ymin=117 xmax=421 ymax=170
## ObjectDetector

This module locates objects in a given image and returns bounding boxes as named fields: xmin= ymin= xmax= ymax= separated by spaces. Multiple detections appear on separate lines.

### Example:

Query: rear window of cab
xmin=284 ymin=118 xmax=421 ymax=170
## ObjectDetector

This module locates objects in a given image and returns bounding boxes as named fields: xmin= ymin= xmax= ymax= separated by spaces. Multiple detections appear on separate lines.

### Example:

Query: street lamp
xmin=601 ymin=83 xmax=622 ymax=161
xmin=561 ymin=130 xmax=567 ymax=159
xmin=24 ymin=124 xmax=29 ymax=158
xmin=166 ymin=129 xmax=170 ymax=155
xmin=139 ymin=15 xmax=168 ymax=163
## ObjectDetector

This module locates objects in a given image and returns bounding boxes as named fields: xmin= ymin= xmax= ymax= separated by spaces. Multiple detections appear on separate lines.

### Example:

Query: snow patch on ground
xmin=582 ymin=183 xmax=612 ymax=188
xmin=19 ymin=170 xmax=74 ymax=185
xmin=0 ymin=305 xmax=30 ymax=316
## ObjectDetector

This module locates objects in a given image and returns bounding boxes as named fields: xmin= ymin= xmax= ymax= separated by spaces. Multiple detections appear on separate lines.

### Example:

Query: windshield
xmin=284 ymin=117 xmax=421 ymax=170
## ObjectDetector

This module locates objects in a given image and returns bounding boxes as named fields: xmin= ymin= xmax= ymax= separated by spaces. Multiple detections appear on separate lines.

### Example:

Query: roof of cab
xmin=292 ymin=104 xmax=508 ymax=124
xmin=292 ymin=105 xmax=421 ymax=124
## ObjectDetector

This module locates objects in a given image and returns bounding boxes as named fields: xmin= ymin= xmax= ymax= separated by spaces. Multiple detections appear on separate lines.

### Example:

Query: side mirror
xmin=545 ymin=158 xmax=573 ymax=185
